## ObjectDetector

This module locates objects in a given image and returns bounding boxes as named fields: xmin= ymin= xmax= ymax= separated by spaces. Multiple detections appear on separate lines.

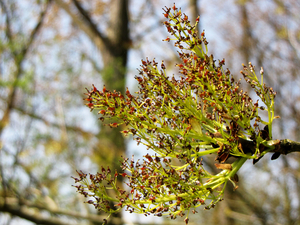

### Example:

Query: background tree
xmin=0 ymin=0 xmax=129 ymax=224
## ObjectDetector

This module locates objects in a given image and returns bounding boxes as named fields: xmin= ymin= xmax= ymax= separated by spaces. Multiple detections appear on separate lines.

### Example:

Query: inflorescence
xmin=73 ymin=4 xmax=277 ymax=224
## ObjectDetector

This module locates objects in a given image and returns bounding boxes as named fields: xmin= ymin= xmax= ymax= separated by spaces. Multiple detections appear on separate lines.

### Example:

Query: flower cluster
xmin=74 ymin=4 xmax=277 ymax=224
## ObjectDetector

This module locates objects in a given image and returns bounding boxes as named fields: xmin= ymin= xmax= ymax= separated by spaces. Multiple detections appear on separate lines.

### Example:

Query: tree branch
xmin=238 ymin=138 xmax=300 ymax=162
xmin=0 ymin=198 xmax=73 ymax=225
xmin=20 ymin=0 xmax=51 ymax=60
xmin=0 ymin=197 xmax=123 ymax=225
xmin=12 ymin=105 xmax=94 ymax=138
xmin=277 ymin=139 xmax=300 ymax=155
xmin=53 ymin=0 xmax=109 ymax=51
xmin=0 ymin=1 xmax=51 ymax=135
xmin=71 ymin=0 xmax=108 ymax=44
xmin=0 ymin=0 xmax=12 ymax=42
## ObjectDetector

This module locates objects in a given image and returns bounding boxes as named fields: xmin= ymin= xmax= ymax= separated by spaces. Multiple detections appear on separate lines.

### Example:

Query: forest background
xmin=0 ymin=0 xmax=300 ymax=225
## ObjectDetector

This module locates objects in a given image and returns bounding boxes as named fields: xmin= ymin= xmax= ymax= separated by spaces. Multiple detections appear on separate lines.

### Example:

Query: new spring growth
xmin=74 ymin=4 xmax=277 ymax=224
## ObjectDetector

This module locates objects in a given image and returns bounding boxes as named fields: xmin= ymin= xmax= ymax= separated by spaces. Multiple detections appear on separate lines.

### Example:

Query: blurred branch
xmin=0 ymin=197 xmax=73 ymax=225
xmin=13 ymin=106 xmax=94 ymax=138
xmin=189 ymin=0 xmax=200 ymax=32
xmin=234 ymin=189 xmax=268 ymax=223
xmin=1 ymin=195 xmax=187 ymax=225
xmin=0 ymin=1 xmax=51 ymax=212
xmin=238 ymin=3 xmax=255 ymax=64
xmin=0 ymin=0 xmax=51 ymax=135
xmin=71 ymin=0 xmax=108 ymax=44
xmin=53 ymin=0 xmax=109 ymax=51
xmin=81 ymin=52 xmax=103 ymax=74
xmin=20 ymin=0 xmax=51 ymax=60
xmin=0 ymin=0 xmax=12 ymax=41
xmin=288 ymin=29 xmax=300 ymax=53
xmin=0 ymin=197 xmax=123 ymax=225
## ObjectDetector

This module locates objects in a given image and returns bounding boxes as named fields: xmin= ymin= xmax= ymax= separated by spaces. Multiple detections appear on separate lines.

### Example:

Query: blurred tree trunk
xmin=93 ymin=0 xmax=129 ymax=175
xmin=189 ymin=0 xmax=200 ymax=33
xmin=54 ymin=0 xmax=130 ymax=223
xmin=0 ymin=0 xmax=130 ymax=224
